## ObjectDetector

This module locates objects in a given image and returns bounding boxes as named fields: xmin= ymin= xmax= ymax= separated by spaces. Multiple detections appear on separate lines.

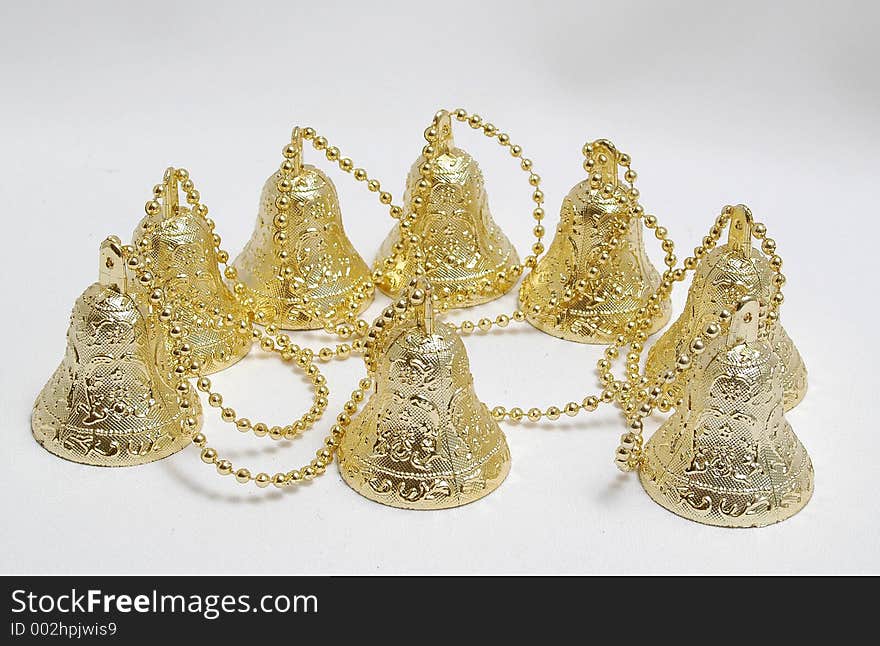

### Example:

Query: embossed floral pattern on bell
xmin=639 ymin=298 xmax=813 ymax=527
xmin=520 ymin=140 xmax=670 ymax=343
xmin=232 ymin=128 xmax=373 ymax=330
xmin=646 ymin=205 xmax=807 ymax=409
xmin=338 ymin=279 xmax=511 ymax=509
xmin=373 ymin=111 xmax=520 ymax=308
xmin=132 ymin=168 xmax=251 ymax=375
xmin=32 ymin=237 xmax=200 ymax=466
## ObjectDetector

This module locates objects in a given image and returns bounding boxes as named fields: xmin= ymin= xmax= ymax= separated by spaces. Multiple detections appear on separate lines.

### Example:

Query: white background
xmin=2 ymin=0 xmax=877 ymax=574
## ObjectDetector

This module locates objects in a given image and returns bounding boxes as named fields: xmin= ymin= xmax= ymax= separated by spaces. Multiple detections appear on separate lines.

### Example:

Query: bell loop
xmin=728 ymin=204 xmax=753 ymax=257
xmin=161 ymin=167 xmax=180 ymax=221
xmin=432 ymin=110 xmax=455 ymax=156
xmin=99 ymin=235 xmax=127 ymax=292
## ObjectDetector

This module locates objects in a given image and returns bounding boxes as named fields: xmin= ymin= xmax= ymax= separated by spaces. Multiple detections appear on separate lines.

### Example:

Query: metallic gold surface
xmin=233 ymin=128 xmax=373 ymax=330
xmin=646 ymin=205 xmax=806 ymax=409
xmin=373 ymin=111 xmax=520 ymax=308
xmin=338 ymin=278 xmax=511 ymax=509
xmin=520 ymin=139 xmax=670 ymax=342
xmin=639 ymin=298 xmax=813 ymax=527
xmin=32 ymin=237 xmax=200 ymax=466
xmin=133 ymin=168 xmax=251 ymax=375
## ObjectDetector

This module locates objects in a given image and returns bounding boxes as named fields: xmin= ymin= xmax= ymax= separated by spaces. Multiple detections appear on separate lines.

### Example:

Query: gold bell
xmin=232 ymin=127 xmax=374 ymax=330
xmin=132 ymin=168 xmax=251 ymax=375
xmin=373 ymin=110 xmax=520 ymax=308
xmin=31 ymin=237 xmax=201 ymax=466
xmin=520 ymin=139 xmax=670 ymax=342
xmin=337 ymin=278 xmax=511 ymax=509
xmin=646 ymin=205 xmax=807 ymax=409
xmin=639 ymin=297 xmax=813 ymax=527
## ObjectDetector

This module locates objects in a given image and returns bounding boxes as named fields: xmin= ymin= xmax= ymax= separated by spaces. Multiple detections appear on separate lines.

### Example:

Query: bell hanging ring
xmin=646 ymin=205 xmax=807 ymax=409
xmin=638 ymin=297 xmax=813 ymax=527
xmin=31 ymin=237 xmax=201 ymax=466
xmin=337 ymin=277 xmax=511 ymax=509
xmin=520 ymin=139 xmax=670 ymax=343
xmin=232 ymin=127 xmax=374 ymax=330
xmin=373 ymin=110 xmax=520 ymax=308
xmin=132 ymin=167 xmax=252 ymax=375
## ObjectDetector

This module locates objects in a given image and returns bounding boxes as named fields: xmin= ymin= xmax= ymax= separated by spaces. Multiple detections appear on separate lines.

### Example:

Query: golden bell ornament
xmin=337 ymin=278 xmax=511 ymax=509
xmin=232 ymin=127 xmax=374 ymax=330
xmin=31 ymin=237 xmax=201 ymax=466
xmin=520 ymin=139 xmax=670 ymax=343
xmin=646 ymin=205 xmax=806 ymax=409
xmin=132 ymin=168 xmax=251 ymax=375
xmin=639 ymin=297 xmax=813 ymax=527
xmin=373 ymin=110 xmax=520 ymax=308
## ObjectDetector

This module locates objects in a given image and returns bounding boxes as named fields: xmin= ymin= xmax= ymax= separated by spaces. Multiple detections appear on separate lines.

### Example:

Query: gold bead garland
xmin=121 ymin=119 xmax=790 ymax=488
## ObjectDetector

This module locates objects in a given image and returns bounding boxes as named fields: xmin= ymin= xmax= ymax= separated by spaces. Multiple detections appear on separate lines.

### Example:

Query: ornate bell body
xmin=646 ymin=205 xmax=806 ymax=409
xmin=639 ymin=298 xmax=813 ymax=527
xmin=520 ymin=140 xmax=670 ymax=342
xmin=232 ymin=128 xmax=373 ymax=330
xmin=133 ymin=168 xmax=251 ymax=374
xmin=32 ymin=237 xmax=200 ymax=466
xmin=338 ymin=279 xmax=511 ymax=509
xmin=374 ymin=111 xmax=519 ymax=308
xmin=519 ymin=139 xmax=671 ymax=343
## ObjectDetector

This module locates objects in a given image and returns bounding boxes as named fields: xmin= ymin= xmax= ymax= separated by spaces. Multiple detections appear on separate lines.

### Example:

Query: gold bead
xmin=582 ymin=396 xmax=599 ymax=411
xmin=564 ymin=402 xmax=580 ymax=417
xmin=198 ymin=446 xmax=215 ymax=464
xmin=546 ymin=406 xmax=561 ymax=421
xmin=255 ymin=473 xmax=271 ymax=488
xmin=234 ymin=468 xmax=251 ymax=484
xmin=527 ymin=407 xmax=542 ymax=422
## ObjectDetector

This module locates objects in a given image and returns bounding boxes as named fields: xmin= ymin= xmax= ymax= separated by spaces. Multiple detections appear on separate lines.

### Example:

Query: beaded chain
xmin=238 ymin=108 xmax=549 ymax=359
xmin=127 ymin=170 xmax=331 ymax=443
xmin=477 ymin=142 xmax=680 ymax=422
xmin=122 ymin=120 xmax=788 ymax=486
xmin=117 ymin=109 xmax=548 ymax=486
xmin=122 ymin=170 xmax=368 ymax=486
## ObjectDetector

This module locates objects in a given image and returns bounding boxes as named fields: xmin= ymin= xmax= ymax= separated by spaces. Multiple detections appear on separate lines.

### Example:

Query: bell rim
xmin=29 ymin=408 xmax=194 ymax=468
xmin=637 ymin=423 xmax=814 ymax=528
xmin=337 ymin=448 xmax=512 ymax=511
xmin=637 ymin=463 xmax=814 ymax=528
xmin=373 ymin=279 xmax=518 ymax=310
xmin=520 ymin=294 xmax=672 ymax=344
